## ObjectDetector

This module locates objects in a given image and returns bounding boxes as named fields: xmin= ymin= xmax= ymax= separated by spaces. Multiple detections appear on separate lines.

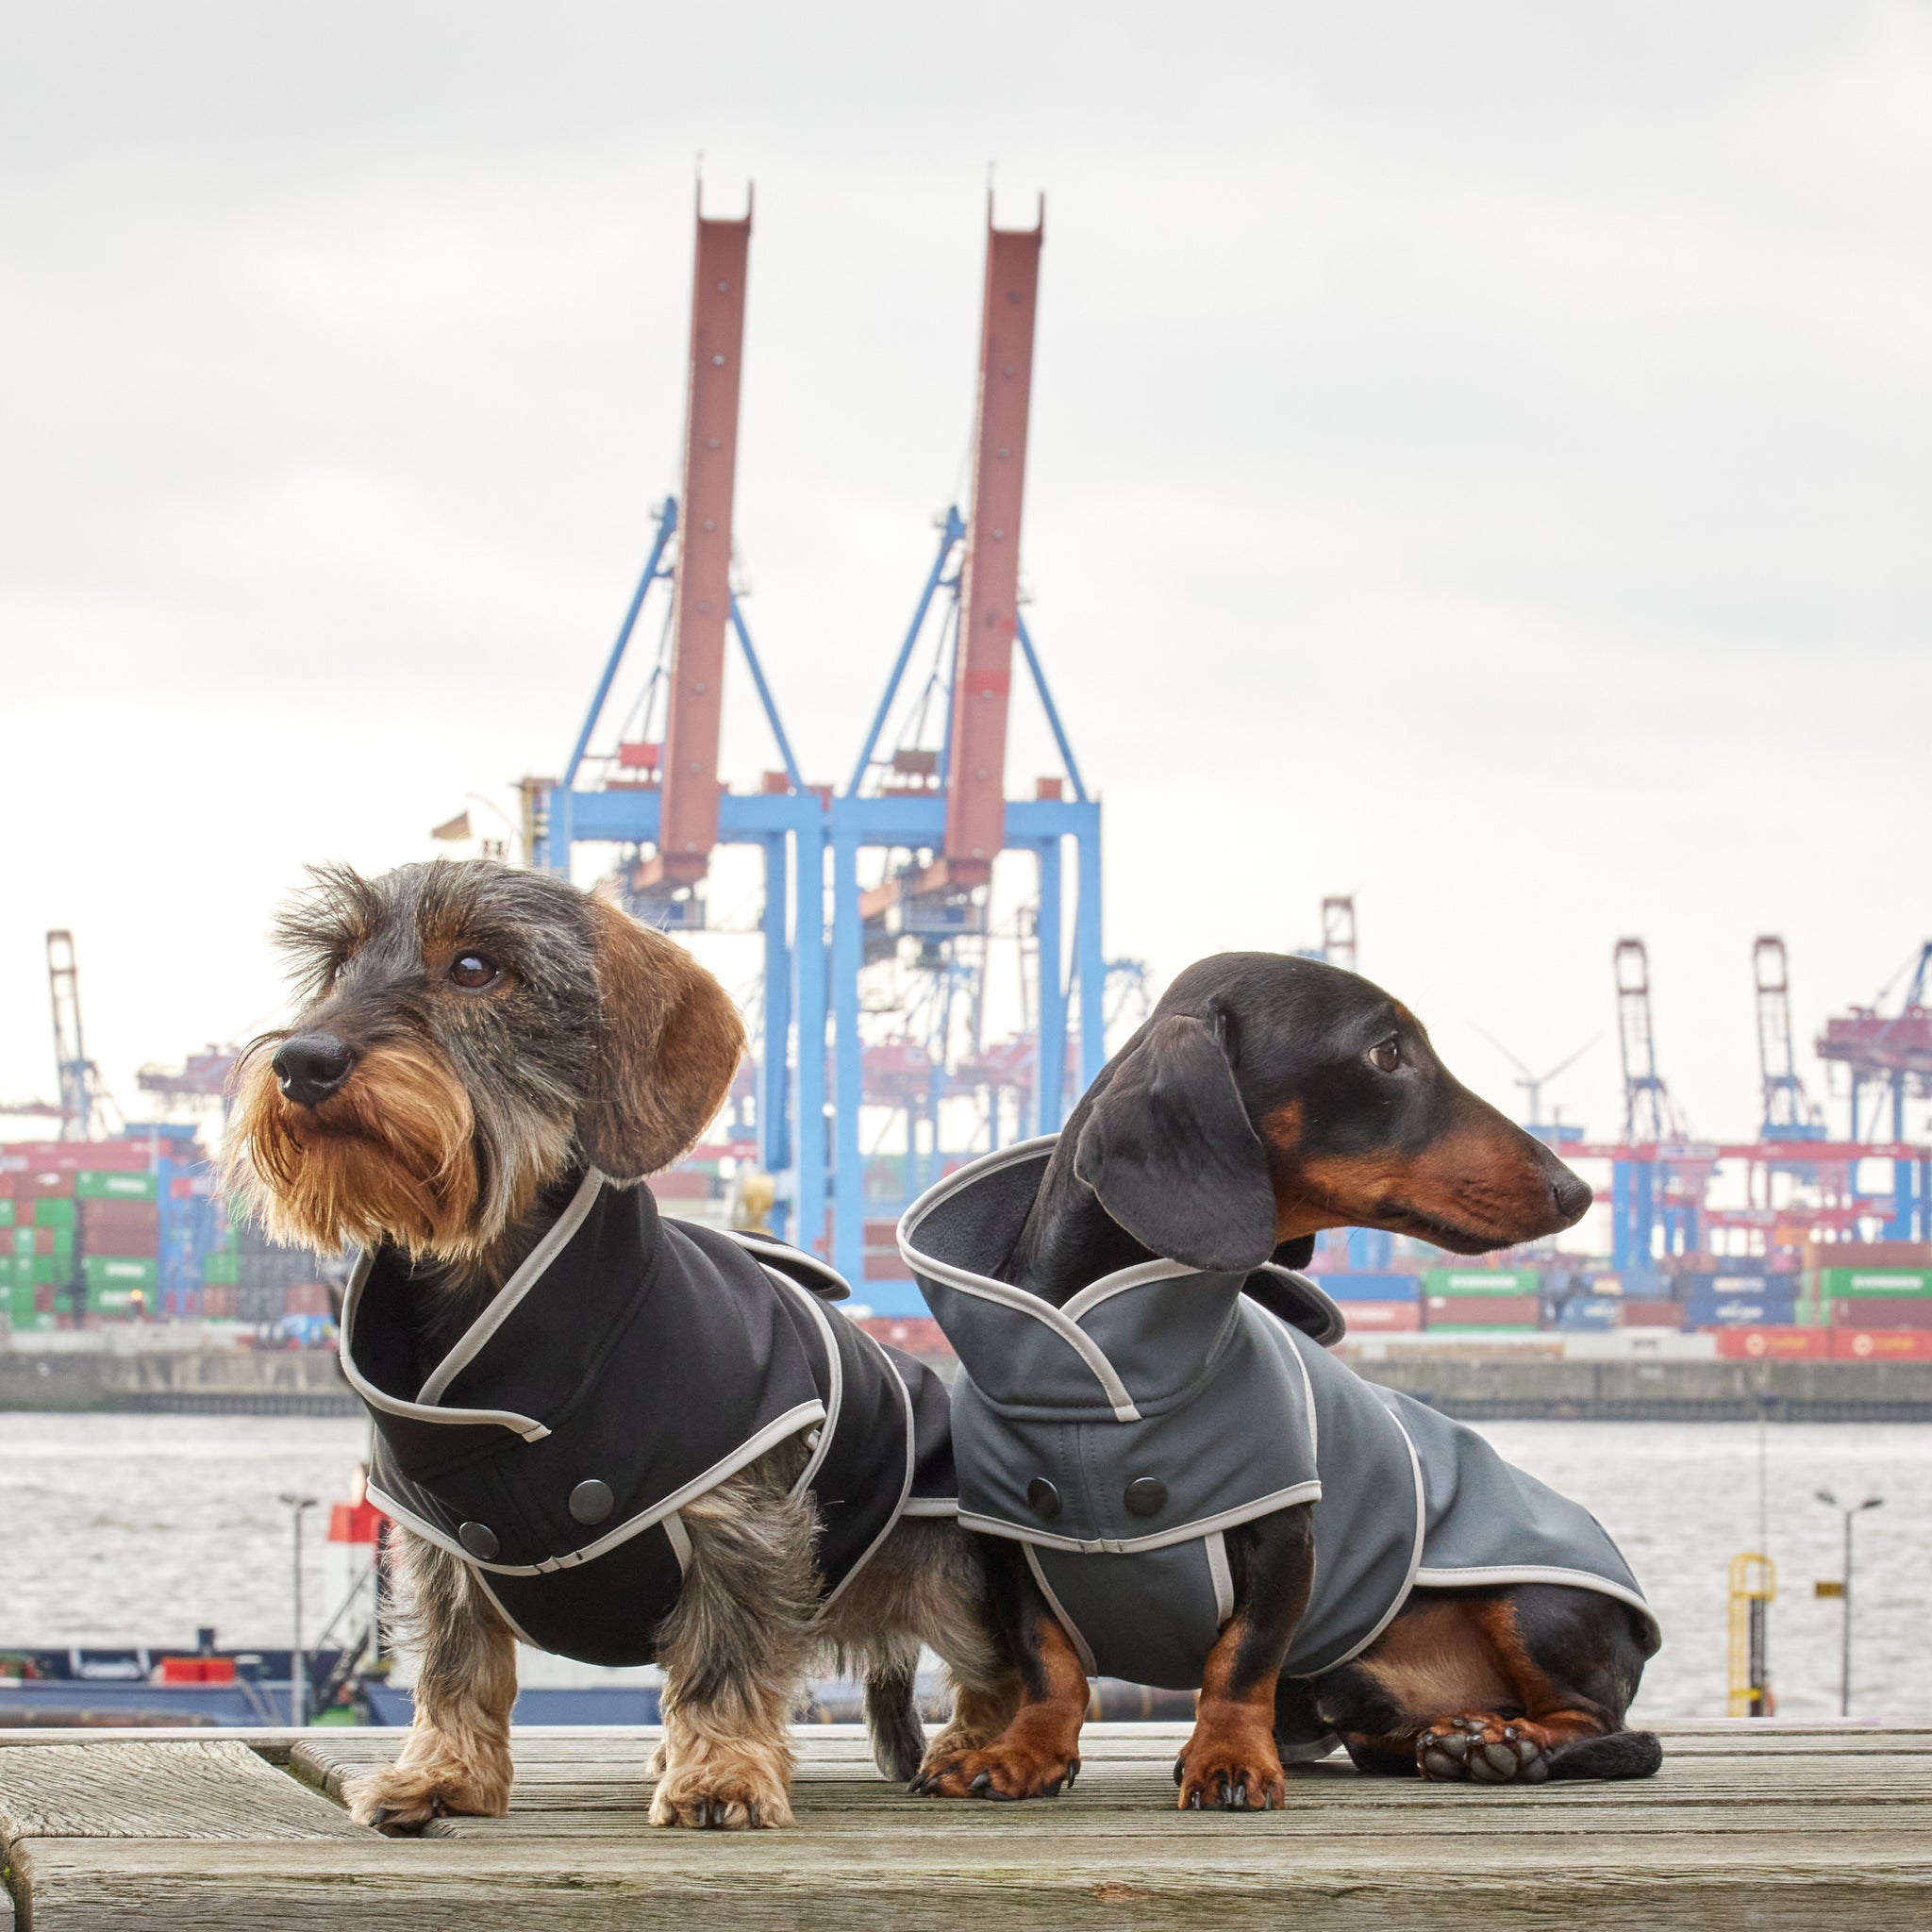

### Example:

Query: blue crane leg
xmin=832 ymin=833 xmax=866 ymax=1286
xmin=1074 ymin=809 xmax=1106 ymax=1091
xmin=792 ymin=817 xmax=829 ymax=1257
xmin=1036 ymin=840 xmax=1065 ymax=1134
xmin=759 ymin=835 xmax=792 ymax=1217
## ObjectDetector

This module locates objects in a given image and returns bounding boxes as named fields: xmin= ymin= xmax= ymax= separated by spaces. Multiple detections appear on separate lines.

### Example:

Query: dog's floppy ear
xmin=1072 ymin=1012 xmax=1275 ymax=1273
xmin=576 ymin=897 xmax=747 ymax=1180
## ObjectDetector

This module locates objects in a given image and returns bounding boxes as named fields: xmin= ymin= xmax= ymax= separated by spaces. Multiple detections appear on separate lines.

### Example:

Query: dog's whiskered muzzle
xmin=273 ymin=1032 xmax=358 ymax=1108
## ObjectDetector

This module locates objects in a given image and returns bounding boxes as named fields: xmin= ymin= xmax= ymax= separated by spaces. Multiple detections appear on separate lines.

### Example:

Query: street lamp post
xmin=278 ymin=1492 xmax=319 ymax=1726
xmin=1814 ymin=1489 xmax=1883 ymax=1718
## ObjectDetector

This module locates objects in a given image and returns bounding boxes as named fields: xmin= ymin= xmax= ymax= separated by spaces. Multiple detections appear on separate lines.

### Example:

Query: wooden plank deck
xmin=3 ymin=1722 xmax=1929 ymax=1928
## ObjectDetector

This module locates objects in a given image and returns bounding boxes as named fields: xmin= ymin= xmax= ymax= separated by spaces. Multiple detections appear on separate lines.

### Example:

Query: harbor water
xmin=0 ymin=1411 xmax=1925 ymax=1723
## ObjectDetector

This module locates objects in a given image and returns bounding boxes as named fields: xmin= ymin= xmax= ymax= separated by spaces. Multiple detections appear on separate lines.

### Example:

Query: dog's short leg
xmin=1173 ymin=1507 xmax=1314 ymax=1813
xmin=649 ymin=1466 xmax=820 ymax=1830
xmin=911 ymin=1537 xmax=1086 ymax=1801
xmin=344 ymin=1530 xmax=517 ymax=1832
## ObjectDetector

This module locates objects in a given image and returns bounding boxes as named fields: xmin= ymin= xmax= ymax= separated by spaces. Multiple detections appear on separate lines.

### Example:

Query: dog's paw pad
xmin=1416 ymin=1716 xmax=1547 ymax=1784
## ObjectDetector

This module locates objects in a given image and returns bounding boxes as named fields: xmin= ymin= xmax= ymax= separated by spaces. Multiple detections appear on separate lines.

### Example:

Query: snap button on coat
xmin=569 ymin=1480 xmax=614 ymax=1526
xmin=1123 ymin=1477 xmax=1167 ymax=1517
xmin=459 ymin=1522 xmax=500 ymax=1560
xmin=1027 ymin=1477 xmax=1062 ymax=1519
xmin=340 ymin=1172 xmax=958 ymax=1669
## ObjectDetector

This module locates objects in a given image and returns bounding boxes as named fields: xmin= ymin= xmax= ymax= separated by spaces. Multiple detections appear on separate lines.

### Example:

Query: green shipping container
xmin=0 ymin=1199 xmax=12 ymax=1227
xmin=75 ymin=1172 xmax=158 ymax=1203
xmin=1421 ymin=1268 xmax=1541 ymax=1297
xmin=84 ymin=1255 xmax=157 ymax=1291
xmin=87 ymin=1287 xmax=138 ymax=1314
xmin=33 ymin=1197 xmax=77 ymax=1230
xmin=11 ymin=1227 xmax=33 ymax=1257
xmin=29 ymin=1257 xmax=60 ymax=1287
xmin=1818 ymin=1268 xmax=1932 ymax=1298
xmin=201 ymin=1252 xmax=239 ymax=1287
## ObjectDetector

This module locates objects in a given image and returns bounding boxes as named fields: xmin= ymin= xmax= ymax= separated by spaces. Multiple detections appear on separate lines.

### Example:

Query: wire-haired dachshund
xmin=226 ymin=859 xmax=1021 ymax=1831
xmin=908 ymin=951 xmax=1661 ymax=1810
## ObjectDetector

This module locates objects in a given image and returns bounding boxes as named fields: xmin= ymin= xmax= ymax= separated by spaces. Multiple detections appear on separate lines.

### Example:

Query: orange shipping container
xmin=1832 ymin=1329 xmax=1932 ymax=1361
xmin=1714 ymin=1327 xmax=1831 ymax=1360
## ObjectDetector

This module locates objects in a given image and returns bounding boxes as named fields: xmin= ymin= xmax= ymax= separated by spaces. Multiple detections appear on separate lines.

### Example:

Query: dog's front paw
xmin=1417 ymin=1714 xmax=1549 ymax=1784
xmin=649 ymin=1754 xmax=791 ymax=1829
xmin=1173 ymin=1707 xmax=1285 ymax=1811
xmin=910 ymin=1739 xmax=1080 ymax=1801
xmin=345 ymin=1757 xmax=511 ymax=1833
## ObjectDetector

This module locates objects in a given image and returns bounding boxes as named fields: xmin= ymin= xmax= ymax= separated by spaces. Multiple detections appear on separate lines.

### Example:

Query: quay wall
xmin=2 ymin=1334 xmax=1930 ymax=1420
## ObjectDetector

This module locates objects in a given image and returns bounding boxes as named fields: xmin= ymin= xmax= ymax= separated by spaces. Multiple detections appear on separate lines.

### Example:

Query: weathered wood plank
xmin=11 ymin=1831 xmax=1932 ymax=1932
xmin=0 ymin=1740 xmax=368 ymax=1842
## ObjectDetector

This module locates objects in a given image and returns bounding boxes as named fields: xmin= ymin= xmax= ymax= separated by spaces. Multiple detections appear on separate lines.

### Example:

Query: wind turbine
xmin=1471 ymin=1025 xmax=1603 ymax=1131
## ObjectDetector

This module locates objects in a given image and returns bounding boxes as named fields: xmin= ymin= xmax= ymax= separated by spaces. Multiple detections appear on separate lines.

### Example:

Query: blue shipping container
xmin=1684 ymin=1291 xmax=1799 ymax=1327
xmin=1557 ymin=1295 xmax=1622 ymax=1330
xmin=1312 ymin=1273 xmax=1421 ymax=1304
xmin=1673 ymin=1272 xmax=1772 ymax=1301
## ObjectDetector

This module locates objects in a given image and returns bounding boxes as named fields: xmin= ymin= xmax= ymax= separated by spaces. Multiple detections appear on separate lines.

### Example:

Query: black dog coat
xmin=901 ymin=1140 xmax=1657 ymax=1723
xmin=340 ymin=1171 xmax=957 ymax=1666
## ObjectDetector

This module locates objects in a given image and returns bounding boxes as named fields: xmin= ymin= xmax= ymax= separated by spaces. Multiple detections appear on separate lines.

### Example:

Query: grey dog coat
xmin=340 ymin=1171 xmax=956 ymax=1667
xmin=900 ymin=1140 xmax=1657 ymax=1715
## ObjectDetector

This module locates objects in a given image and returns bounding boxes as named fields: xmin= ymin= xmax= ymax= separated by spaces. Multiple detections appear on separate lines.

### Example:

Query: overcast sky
xmin=3 ymin=1 xmax=1928 ymax=1159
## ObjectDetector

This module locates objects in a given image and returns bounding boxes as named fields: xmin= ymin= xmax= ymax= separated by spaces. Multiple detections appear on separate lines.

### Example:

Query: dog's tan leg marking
xmin=1173 ymin=1609 xmax=1287 ymax=1812
xmin=915 ymin=1614 xmax=1087 ymax=1801
xmin=344 ymin=1532 xmax=517 ymax=1831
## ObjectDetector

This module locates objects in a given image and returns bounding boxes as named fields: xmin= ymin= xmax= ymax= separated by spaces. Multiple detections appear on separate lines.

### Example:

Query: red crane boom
xmin=640 ymin=195 xmax=753 ymax=889
xmin=926 ymin=200 xmax=1043 ymax=893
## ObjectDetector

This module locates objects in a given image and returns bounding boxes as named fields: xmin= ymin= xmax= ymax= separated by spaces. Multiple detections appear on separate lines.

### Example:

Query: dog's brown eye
xmin=450 ymin=953 xmax=500 ymax=991
xmin=1369 ymin=1038 xmax=1401 ymax=1074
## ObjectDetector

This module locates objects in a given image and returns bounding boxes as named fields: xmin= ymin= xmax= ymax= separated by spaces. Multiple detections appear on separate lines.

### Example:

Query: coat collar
xmin=897 ymin=1137 xmax=1346 ymax=1424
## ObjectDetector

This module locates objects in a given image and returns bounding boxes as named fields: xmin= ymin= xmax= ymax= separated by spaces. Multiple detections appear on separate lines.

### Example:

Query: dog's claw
xmin=968 ymin=1771 xmax=992 ymax=1795
xmin=1230 ymin=1781 xmax=1248 ymax=1809
xmin=1065 ymin=1758 xmax=1079 ymax=1788
xmin=1189 ymin=1789 xmax=1203 ymax=1810
xmin=1173 ymin=1757 xmax=1186 ymax=1787
xmin=746 ymin=1802 xmax=760 ymax=1827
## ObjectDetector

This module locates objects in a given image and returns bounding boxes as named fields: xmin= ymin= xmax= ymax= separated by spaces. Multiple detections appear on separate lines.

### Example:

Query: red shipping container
xmin=12 ymin=1174 xmax=76 ymax=1201
xmin=158 ymin=1657 xmax=237 ymax=1684
xmin=1 ymin=1142 xmax=149 ymax=1173
xmin=1425 ymin=1294 xmax=1540 ymax=1327
xmin=858 ymin=1316 xmax=951 ymax=1357
xmin=1833 ymin=1329 xmax=1932 ymax=1361
xmin=1339 ymin=1300 xmax=1423 ymax=1332
xmin=1828 ymin=1297 xmax=1932 ymax=1330
xmin=863 ymin=1253 xmax=914 ymax=1280
xmin=649 ymin=1172 xmax=711 ymax=1201
xmin=285 ymin=1282 xmax=332 ymax=1317
xmin=1714 ymin=1327 xmax=1831 ymax=1360
xmin=1617 ymin=1300 xmax=1680 ymax=1326
xmin=81 ymin=1198 xmax=159 ymax=1230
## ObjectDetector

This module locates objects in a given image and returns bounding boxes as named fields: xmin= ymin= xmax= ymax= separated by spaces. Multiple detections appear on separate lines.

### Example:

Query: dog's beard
xmin=225 ymin=1041 xmax=486 ymax=1260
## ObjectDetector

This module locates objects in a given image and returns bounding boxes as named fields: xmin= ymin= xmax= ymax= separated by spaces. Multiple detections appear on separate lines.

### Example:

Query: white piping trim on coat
xmin=1412 ymin=1566 xmax=1657 ymax=1630
xmin=819 ymin=1336 xmax=920 ymax=1610
xmin=958 ymin=1480 xmax=1324 ymax=1558
xmin=1059 ymin=1257 xmax=1197 ymax=1323
xmin=726 ymin=1230 xmax=852 ymax=1301
xmin=897 ymin=1497 xmax=961 ymax=1516
xmin=762 ymin=1266 xmax=842 ymax=1499
xmin=416 ymin=1168 xmax=606 ymax=1404
xmin=898 ymin=1140 xmax=1141 ymax=1422
xmin=472 ymin=1571 xmax=542 ymax=1651
xmin=1205 ymin=1531 xmax=1235 ymax=1627
xmin=367 ymin=1400 xmax=826 ymax=1577
xmin=1024 ymin=1543 xmax=1098 ymax=1677
xmin=339 ymin=1255 xmax=550 ymax=1441
xmin=661 ymin=1510 xmax=692 ymax=1574
xmin=1291 ymin=1408 xmax=1428 ymax=1677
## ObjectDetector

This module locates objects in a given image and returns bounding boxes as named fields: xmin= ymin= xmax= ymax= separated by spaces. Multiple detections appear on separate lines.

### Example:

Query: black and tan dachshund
xmin=913 ymin=951 xmax=1662 ymax=1809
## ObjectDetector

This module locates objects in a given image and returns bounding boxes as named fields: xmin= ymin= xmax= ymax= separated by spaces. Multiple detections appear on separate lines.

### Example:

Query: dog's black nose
xmin=1552 ymin=1171 xmax=1593 ymax=1222
xmin=272 ymin=1033 xmax=358 ymax=1108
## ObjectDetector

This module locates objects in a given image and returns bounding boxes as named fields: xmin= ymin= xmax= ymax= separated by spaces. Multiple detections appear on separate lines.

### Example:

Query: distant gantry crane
xmin=528 ymin=192 xmax=1103 ymax=1289
xmin=46 ymin=931 xmax=117 ymax=1141
xmin=1753 ymin=937 xmax=1824 ymax=1141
